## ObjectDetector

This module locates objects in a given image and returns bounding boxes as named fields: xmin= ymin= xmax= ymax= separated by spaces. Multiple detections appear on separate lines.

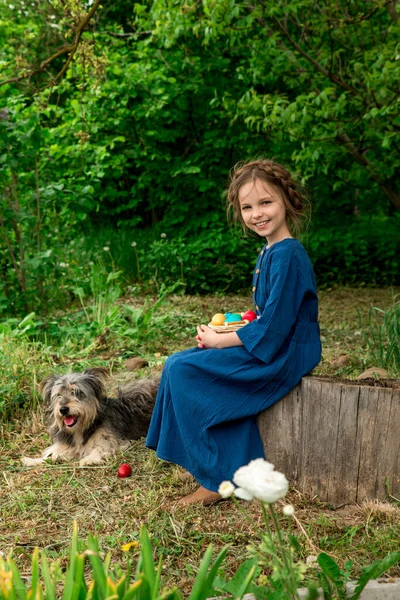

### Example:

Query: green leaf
xmin=40 ymin=553 xmax=56 ymax=600
xmin=138 ymin=526 xmax=157 ymax=596
xmin=31 ymin=548 xmax=40 ymax=597
xmin=217 ymin=558 xmax=259 ymax=598
xmin=7 ymin=557 xmax=27 ymax=600
xmin=317 ymin=553 xmax=346 ymax=599
xmin=189 ymin=545 xmax=229 ymax=600
xmin=86 ymin=536 xmax=107 ymax=600
xmin=349 ymin=551 xmax=400 ymax=600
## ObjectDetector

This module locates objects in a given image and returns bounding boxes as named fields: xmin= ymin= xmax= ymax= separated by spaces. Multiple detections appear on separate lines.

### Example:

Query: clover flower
xmin=218 ymin=481 xmax=235 ymax=498
xmin=131 ymin=241 xmax=137 ymax=247
xmin=282 ymin=504 xmax=295 ymax=517
xmin=160 ymin=233 xmax=167 ymax=238
xmin=103 ymin=246 xmax=110 ymax=252
xmin=233 ymin=458 xmax=289 ymax=503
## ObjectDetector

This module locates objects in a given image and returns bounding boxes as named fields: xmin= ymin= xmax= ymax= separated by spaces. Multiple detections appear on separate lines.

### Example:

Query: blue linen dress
xmin=146 ymin=238 xmax=322 ymax=492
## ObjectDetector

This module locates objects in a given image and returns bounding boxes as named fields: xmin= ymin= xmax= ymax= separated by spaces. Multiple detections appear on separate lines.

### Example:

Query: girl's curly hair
xmin=226 ymin=159 xmax=310 ymax=236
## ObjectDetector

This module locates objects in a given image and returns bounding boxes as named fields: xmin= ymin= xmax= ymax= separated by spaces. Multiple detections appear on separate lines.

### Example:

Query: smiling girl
xmin=146 ymin=159 xmax=322 ymax=506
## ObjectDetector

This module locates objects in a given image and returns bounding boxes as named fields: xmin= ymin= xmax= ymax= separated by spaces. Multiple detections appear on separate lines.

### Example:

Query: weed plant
xmin=1 ymin=287 xmax=400 ymax=421
xmin=0 ymin=280 xmax=178 ymax=419
xmin=357 ymin=295 xmax=400 ymax=371
xmin=0 ymin=498 xmax=399 ymax=600
xmin=0 ymin=313 xmax=54 ymax=418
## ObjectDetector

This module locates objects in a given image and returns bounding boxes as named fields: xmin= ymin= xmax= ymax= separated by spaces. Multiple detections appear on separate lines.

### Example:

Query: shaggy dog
xmin=22 ymin=367 xmax=159 ymax=467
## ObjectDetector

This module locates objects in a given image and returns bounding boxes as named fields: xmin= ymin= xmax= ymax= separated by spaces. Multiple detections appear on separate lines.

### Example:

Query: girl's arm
xmin=196 ymin=324 xmax=243 ymax=350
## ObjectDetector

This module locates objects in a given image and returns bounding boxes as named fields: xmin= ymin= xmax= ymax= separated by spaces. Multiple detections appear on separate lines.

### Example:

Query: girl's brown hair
xmin=226 ymin=159 xmax=310 ymax=236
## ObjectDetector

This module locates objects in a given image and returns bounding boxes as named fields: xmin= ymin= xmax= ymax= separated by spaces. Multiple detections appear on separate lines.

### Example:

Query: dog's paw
xmin=21 ymin=457 xmax=45 ymax=467
xmin=79 ymin=455 xmax=104 ymax=466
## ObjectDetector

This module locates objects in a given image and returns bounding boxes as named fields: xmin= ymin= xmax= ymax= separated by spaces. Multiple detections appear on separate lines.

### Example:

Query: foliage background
xmin=0 ymin=0 xmax=399 ymax=317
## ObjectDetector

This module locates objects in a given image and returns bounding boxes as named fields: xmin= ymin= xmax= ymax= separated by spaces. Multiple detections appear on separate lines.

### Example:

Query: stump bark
xmin=257 ymin=376 xmax=400 ymax=505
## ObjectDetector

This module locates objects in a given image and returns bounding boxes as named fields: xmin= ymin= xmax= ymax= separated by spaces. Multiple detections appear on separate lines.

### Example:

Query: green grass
xmin=0 ymin=286 xmax=399 ymax=594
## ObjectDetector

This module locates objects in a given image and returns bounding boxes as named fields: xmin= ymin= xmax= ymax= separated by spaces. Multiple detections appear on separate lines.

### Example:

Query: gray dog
xmin=22 ymin=367 xmax=159 ymax=466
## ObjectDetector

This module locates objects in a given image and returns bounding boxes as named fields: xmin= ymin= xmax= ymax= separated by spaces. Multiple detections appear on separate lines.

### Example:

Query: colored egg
xmin=225 ymin=313 xmax=242 ymax=323
xmin=242 ymin=310 xmax=257 ymax=322
xmin=211 ymin=313 xmax=226 ymax=326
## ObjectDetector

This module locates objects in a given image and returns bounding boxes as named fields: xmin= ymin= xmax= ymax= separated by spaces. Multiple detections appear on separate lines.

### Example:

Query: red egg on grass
xmin=117 ymin=463 xmax=132 ymax=478
xmin=242 ymin=310 xmax=257 ymax=322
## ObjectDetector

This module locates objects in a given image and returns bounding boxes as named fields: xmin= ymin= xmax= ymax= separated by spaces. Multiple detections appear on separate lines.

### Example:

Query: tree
xmin=0 ymin=0 xmax=102 ymax=91
xmin=143 ymin=0 xmax=400 ymax=213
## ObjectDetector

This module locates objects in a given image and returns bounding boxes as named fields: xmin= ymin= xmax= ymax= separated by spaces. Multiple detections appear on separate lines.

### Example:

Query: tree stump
xmin=257 ymin=376 xmax=400 ymax=505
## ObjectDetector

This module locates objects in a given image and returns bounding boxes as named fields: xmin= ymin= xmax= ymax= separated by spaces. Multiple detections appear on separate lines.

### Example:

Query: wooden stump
xmin=257 ymin=376 xmax=400 ymax=505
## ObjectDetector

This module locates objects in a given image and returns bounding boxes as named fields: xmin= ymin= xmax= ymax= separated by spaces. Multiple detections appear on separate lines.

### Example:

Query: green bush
xmin=1 ymin=211 xmax=399 ymax=319
xmin=306 ymin=217 xmax=400 ymax=288
xmin=133 ymin=218 xmax=400 ymax=293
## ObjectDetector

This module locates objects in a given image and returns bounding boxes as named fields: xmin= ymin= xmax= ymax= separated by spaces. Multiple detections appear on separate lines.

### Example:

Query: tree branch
xmin=269 ymin=15 xmax=365 ymax=99
xmin=385 ymin=0 xmax=399 ymax=22
xmin=0 ymin=0 xmax=102 ymax=88
xmin=337 ymin=132 xmax=400 ymax=208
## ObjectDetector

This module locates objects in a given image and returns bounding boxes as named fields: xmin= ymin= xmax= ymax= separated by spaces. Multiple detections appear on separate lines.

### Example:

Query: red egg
xmin=117 ymin=463 xmax=132 ymax=478
xmin=242 ymin=310 xmax=257 ymax=322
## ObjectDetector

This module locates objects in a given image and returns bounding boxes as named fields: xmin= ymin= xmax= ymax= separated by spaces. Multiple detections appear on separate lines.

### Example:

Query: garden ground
xmin=1 ymin=286 xmax=399 ymax=593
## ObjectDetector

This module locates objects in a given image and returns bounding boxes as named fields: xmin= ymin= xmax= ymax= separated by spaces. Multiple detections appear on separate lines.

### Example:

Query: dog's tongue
xmin=64 ymin=416 xmax=76 ymax=426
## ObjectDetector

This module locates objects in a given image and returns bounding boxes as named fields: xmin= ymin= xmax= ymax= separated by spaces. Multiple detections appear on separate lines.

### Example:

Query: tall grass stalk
xmin=357 ymin=296 xmax=400 ymax=372
xmin=0 ymin=313 xmax=53 ymax=419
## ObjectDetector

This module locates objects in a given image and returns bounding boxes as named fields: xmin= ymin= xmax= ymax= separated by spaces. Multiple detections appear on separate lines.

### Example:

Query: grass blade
xmin=189 ymin=545 xmax=229 ymax=600
xmin=188 ymin=545 xmax=214 ymax=600
xmin=7 ymin=558 xmax=27 ymax=600
xmin=40 ymin=552 xmax=56 ymax=600
xmin=138 ymin=526 xmax=156 ymax=595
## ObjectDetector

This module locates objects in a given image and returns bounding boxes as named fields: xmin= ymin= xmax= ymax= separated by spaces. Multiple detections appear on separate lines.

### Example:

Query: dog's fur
xmin=22 ymin=367 xmax=159 ymax=467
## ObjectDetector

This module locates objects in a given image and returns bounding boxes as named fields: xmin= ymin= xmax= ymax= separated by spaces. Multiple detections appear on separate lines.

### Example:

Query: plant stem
xmin=232 ymin=497 xmax=264 ymax=538
xmin=268 ymin=503 xmax=300 ymax=599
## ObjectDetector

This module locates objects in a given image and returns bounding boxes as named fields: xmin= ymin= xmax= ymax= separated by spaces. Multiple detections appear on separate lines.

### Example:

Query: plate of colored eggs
xmin=208 ymin=310 xmax=257 ymax=332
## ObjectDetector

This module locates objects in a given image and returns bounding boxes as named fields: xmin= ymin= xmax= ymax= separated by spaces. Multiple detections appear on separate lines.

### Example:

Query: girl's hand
xmin=196 ymin=325 xmax=220 ymax=349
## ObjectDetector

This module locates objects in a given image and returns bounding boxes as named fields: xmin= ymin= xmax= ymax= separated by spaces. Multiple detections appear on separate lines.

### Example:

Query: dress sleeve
xmin=236 ymin=246 xmax=304 ymax=363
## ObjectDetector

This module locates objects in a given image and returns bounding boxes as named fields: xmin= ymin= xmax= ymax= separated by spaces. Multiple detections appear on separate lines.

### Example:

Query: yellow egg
xmin=211 ymin=313 xmax=226 ymax=326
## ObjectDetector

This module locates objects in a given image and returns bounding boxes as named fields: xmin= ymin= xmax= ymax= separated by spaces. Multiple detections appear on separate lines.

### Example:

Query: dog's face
xmin=40 ymin=368 xmax=109 ymax=434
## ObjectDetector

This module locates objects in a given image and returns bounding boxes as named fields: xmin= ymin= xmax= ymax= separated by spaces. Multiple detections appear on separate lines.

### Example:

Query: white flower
xmin=103 ymin=246 xmax=110 ymax=252
xmin=59 ymin=262 xmax=67 ymax=268
xmin=282 ymin=504 xmax=295 ymax=517
xmin=218 ymin=481 xmax=235 ymax=498
xmin=131 ymin=242 xmax=137 ymax=247
xmin=233 ymin=458 xmax=289 ymax=503
xmin=160 ymin=233 xmax=167 ymax=238
xmin=306 ymin=555 xmax=317 ymax=565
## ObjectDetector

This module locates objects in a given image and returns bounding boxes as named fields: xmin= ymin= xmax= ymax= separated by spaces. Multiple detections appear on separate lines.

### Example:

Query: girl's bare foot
xmin=178 ymin=470 xmax=194 ymax=482
xmin=177 ymin=486 xmax=222 ymax=506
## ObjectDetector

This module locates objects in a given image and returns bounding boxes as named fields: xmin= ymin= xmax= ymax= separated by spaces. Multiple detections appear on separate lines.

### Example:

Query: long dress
xmin=146 ymin=238 xmax=322 ymax=492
